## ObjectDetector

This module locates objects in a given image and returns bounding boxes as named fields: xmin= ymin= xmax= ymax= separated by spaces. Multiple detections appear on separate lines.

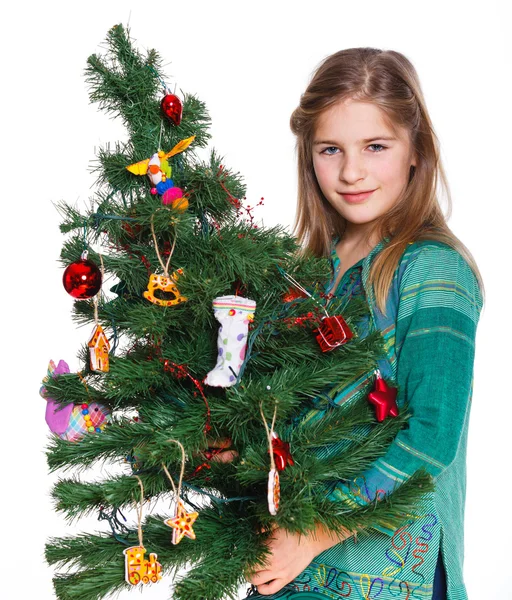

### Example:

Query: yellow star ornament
xmin=164 ymin=500 xmax=198 ymax=545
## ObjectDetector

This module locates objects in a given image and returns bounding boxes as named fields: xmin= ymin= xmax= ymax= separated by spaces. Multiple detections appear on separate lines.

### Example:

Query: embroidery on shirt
xmin=383 ymin=525 xmax=413 ymax=578
xmin=343 ymin=474 xmax=387 ymax=503
xmin=295 ymin=561 xmax=437 ymax=599
xmin=410 ymin=514 xmax=438 ymax=593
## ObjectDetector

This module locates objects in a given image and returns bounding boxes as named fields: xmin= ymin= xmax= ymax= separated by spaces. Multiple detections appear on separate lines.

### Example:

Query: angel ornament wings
xmin=126 ymin=135 xmax=194 ymax=211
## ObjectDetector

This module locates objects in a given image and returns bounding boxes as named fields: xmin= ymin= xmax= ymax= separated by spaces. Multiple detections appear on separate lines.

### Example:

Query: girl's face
xmin=312 ymin=98 xmax=417 ymax=238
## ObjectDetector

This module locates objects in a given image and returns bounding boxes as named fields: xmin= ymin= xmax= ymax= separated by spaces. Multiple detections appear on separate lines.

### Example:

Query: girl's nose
xmin=338 ymin=154 xmax=365 ymax=181
xmin=149 ymin=165 xmax=160 ymax=174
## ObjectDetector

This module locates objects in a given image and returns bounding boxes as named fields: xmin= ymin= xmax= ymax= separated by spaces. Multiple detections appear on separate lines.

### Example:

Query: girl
xmin=236 ymin=47 xmax=485 ymax=600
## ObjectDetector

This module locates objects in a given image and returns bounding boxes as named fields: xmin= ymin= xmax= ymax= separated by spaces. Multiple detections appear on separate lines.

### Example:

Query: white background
xmin=2 ymin=1 xmax=510 ymax=599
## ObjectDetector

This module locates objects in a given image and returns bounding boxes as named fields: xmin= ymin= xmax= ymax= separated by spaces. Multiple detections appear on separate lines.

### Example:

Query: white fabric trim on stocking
xmin=204 ymin=295 xmax=256 ymax=387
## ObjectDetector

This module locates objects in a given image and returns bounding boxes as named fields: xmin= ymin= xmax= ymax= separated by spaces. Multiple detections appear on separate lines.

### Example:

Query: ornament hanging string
xmin=134 ymin=475 xmax=145 ymax=548
xmin=82 ymin=219 xmax=88 ymax=255
xmin=276 ymin=266 xmax=354 ymax=352
xmin=259 ymin=402 xmax=277 ymax=473
xmin=92 ymin=253 xmax=105 ymax=324
xmin=276 ymin=266 xmax=330 ymax=318
xmin=161 ymin=439 xmax=200 ymax=545
xmin=76 ymin=371 xmax=94 ymax=402
xmin=161 ymin=439 xmax=186 ymax=502
xmin=260 ymin=401 xmax=281 ymax=516
xmin=158 ymin=120 xmax=164 ymax=152
xmin=150 ymin=209 xmax=176 ymax=279
xmin=88 ymin=252 xmax=118 ymax=353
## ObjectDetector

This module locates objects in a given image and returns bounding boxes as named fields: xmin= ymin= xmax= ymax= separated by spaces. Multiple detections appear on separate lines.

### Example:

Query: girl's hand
xmin=246 ymin=524 xmax=356 ymax=596
xmin=205 ymin=437 xmax=239 ymax=463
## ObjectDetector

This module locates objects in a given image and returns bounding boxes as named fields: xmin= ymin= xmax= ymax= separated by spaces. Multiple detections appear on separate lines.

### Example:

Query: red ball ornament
xmin=63 ymin=253 xmax=102 ymax=299
xmin=161 ymin=92 xmax=182 ymax=125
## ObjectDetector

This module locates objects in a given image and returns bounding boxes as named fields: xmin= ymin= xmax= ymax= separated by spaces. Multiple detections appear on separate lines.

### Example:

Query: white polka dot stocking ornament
xmin=204 ymin=295 xmax=256 ymax=387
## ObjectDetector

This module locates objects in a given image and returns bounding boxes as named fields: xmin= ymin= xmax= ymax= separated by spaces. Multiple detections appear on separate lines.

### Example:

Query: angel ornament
xmin=126 ymin=135 xmax=194 ymax=210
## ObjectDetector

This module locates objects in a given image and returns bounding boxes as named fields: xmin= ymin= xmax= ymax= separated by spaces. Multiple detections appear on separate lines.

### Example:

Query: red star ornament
xmin=367 ymin=370 xmax=399 ymax=422
xmin=271 ymin=432 xmax=294 ymax=471
xmin=164 ymin=500 xmax=198 ymax=545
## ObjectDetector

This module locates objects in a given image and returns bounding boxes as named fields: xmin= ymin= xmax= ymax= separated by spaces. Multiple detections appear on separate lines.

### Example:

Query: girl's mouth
xmin=340 ymin=190 xmax=375 ymax=203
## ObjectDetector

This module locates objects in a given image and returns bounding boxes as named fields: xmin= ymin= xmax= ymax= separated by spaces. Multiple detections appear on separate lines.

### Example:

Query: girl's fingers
xmin=256 ymin=578 xmax=285 ymax=596
xmin=210 ymin=449 xmax=239 ymax=463
xmin=206 ymin=437 xmax=232 ymax=449
xmin=245 ymin=569 xmax=276 ymax=585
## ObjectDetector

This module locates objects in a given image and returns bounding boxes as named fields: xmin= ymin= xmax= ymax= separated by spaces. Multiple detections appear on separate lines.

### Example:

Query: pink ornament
xmin=40 ymin=359 xmax=111 ymax=441
xmin=162 ymin=187 xmax=184 ymax=205
xmin=150 ymin=188 xmax=158 ymax=195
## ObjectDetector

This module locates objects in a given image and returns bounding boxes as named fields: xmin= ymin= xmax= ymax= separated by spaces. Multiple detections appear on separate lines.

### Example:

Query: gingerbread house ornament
xmin=88 ymin=324 xmax=110 ymax=372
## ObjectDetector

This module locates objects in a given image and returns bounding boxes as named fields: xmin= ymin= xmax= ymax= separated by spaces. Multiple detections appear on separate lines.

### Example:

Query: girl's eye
xmin=320 ymin=144 xmax=387 ymax=155
xmin=321 ymin=146 xmax=339 ymax=155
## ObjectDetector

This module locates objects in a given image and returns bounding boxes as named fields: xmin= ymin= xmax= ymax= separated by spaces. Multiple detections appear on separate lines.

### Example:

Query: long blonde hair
xmin=290 ymin=47 xmax=485 ymax=315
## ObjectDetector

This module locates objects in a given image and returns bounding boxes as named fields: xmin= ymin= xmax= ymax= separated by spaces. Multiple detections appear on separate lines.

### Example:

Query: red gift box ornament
xmin=313 ymin=314 xmax=354 ymax=352
xmin=277 ymin=268 xmax=353 ymax=351
xmin=367 ymin=369 xmax=399 ymax=422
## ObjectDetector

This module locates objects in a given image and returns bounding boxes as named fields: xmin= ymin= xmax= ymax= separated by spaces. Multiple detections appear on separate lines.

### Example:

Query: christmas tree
xmin=42 ymin=24 xmax=433 ymax=600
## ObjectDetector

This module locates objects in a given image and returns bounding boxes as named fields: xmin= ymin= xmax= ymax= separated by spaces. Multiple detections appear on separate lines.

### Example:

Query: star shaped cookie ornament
xmin=164 ymin=499 xmax=198 ymax=545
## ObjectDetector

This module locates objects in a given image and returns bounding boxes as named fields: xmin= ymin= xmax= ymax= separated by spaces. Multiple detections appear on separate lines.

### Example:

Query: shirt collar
xmin=328 ymin=235 xmax=391 ymax=331
xmin=330 ymin=235 xmax=390 ymax=268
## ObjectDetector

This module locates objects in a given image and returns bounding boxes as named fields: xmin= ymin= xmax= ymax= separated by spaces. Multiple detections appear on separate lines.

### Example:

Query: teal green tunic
xmin=247 ymin=236 xmax=483 ymax=600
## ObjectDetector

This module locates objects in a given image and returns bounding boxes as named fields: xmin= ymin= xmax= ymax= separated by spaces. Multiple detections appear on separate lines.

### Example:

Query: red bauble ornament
xmin=270 ymin=432 xmax=294 ymax=471
xmin=63 ymin=253 xmax=102 ymax=299
xmin=161 ymin=92 xmax=182 ymax=125
xmin=313 ymin=315 xmax=354 ymax=352
xmin=367 ymin=370 xmax=399 ymax=422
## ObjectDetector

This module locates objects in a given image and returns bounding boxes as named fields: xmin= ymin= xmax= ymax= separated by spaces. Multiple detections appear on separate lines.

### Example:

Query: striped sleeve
xmin=327 ymin=244 xmax=484 ymax=535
